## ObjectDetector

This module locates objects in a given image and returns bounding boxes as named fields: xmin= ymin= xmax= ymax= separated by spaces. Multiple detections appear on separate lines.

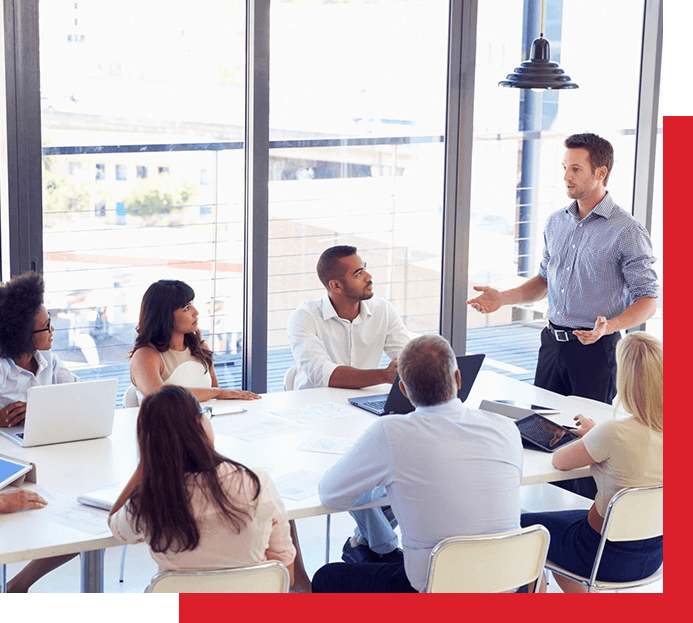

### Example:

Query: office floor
xmin=5 ymin=485 xmax=662 ymax=593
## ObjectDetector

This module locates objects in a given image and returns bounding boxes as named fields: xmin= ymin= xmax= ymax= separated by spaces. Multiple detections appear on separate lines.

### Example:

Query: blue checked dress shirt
xmin=538 ymin=192 xmax=658 ymax=329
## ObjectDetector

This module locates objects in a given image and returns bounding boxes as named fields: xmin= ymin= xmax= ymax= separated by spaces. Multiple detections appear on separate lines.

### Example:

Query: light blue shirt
xmin=539 ymin=192 xmax=658 ymax=329
xmin=318 ymin=398 xmax=523 ymax=592
xmin=0 ymin=351 xmax=79 ymax=409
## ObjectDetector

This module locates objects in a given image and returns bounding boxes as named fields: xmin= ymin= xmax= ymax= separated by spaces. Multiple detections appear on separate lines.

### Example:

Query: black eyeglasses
xmin=33 ymin=312 xmax=52 ymax=334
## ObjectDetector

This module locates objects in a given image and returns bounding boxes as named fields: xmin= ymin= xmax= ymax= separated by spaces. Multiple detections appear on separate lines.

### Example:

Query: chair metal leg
xmin=325 ymin=514 xmax=331 ymax=564
xmin=1 ymin=563 xmax=6 ymax=593
xmin=119 ymin=545 xmax=127 ymax=582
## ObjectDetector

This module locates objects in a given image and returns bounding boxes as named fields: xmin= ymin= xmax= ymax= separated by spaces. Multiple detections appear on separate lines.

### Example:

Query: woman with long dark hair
xmin=109 ymin=385 xmax=295 ymax=580
xmin=129 ymin=279 xmax=259 ymax=402
xmin=0 ymin=271 xmax=79 ymax=591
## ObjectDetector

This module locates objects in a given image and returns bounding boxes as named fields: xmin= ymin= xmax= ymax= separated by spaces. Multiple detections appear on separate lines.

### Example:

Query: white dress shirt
xmin=287 ymin=294 xmax=410 ymax=390
xmin=0 ymin=350 xmax=79 ymax=409
xmin=318 ymin=398 xmax=523 ymax=592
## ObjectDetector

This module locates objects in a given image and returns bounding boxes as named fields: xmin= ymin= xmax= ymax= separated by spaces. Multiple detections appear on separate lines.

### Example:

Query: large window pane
xmin=268 ymin=0 xmax=449 ymax=390
xmin=39 ymin=0 xmax=246 ymax=396
xmin=467 ymin=0 xmax=646 ymax=382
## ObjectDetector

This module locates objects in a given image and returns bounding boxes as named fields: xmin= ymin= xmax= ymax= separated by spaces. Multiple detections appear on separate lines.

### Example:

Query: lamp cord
xmin=540 ymin=0 xmax=545 ymax=37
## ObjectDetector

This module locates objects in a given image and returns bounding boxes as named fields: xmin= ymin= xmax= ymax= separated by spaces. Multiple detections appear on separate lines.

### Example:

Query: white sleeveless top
xmin=159 ymin=347 xmax=212 ymax=388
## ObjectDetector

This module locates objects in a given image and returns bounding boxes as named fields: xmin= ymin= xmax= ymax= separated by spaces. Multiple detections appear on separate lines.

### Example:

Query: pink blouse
xmin=109 ymin=463 xmax=295 ymax=571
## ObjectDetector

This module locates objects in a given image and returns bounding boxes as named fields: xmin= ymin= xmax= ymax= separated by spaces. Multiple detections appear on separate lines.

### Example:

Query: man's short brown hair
xmin=564 ymin=133 xmax=614 ymax=185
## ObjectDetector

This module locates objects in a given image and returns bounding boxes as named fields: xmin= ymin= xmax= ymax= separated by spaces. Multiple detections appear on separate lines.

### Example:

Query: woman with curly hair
xmin=129 ymin=279 xmax=259 ymax=402
xmin=109 ymin=385 xmax=295 ymax=582
xmin=0 ymin=271 xmax=79 ymax=592
xmin=0 ymin=271 xmax=79 ymax=427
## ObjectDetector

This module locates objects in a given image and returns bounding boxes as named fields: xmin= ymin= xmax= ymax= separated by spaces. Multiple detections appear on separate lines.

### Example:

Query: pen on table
xmin=206 ymin=407 xmax=248 ymax=419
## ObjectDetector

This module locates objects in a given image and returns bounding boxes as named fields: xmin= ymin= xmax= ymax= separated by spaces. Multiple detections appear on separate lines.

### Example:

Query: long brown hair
xmin=128 ymin=385 xmax=261 ymax=553
xmin=130 ymin=280 xmax=213 ymax=371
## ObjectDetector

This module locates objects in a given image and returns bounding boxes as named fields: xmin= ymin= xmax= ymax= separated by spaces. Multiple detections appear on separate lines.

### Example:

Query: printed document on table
xmin=296 ymin=436 xmax=353 ymax=455
xmin=30 ymin=487 xmax=111 ymax=535
xmin=272 ymin=402 xmax=356 ymax=423
xmin=273 ymin=470 xmax=322 ymax=501
xmin=225 ymin=416 xmax=306 ymax=441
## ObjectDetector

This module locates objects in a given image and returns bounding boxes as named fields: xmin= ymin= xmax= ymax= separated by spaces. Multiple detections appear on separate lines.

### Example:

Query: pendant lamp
xmin=499 ymin=0 xmax=578 ymax=90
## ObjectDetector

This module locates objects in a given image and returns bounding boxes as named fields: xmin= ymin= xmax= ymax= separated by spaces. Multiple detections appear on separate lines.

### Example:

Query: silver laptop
xmin=0 ymin=378 xmax=118 ymax=447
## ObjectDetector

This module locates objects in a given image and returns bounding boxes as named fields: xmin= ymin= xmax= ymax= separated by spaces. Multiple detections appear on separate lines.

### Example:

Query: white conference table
xmin=0 ymin=370 xmax=615 ymax=592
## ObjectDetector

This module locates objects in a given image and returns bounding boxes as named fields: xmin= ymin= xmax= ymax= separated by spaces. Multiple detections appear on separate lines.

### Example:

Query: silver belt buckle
xmin=554 ymin=329 xmax=570 ymax=342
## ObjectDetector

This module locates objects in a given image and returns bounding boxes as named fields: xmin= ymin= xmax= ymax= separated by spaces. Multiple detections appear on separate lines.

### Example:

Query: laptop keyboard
xmin=362 ymin=399 xmax=387 ymax=411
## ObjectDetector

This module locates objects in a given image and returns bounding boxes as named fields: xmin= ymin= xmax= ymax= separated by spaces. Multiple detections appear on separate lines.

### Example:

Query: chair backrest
xmin=424 ymin=524 xmax=550 ymax=593
xmin=283 ymin=365 xmax=298 ymax=391
xmin=122 ymin=384 xmax=141 ymax=408
xmin=602 ymin=485 xmax=663 ymax=542
xmin=145 ymin=561 xmax=291 ymax=593
xmin=580 ymin=484 xmax=663 ymax=588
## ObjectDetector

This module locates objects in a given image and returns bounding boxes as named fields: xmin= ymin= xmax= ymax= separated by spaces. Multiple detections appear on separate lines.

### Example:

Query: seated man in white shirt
xmin=288 ymin=245 xmax=410 ymax=563
xmin=288 ymin=245 xmax=409 ymax=390
xmin=312 ymin=335 xmax=524 ymax=593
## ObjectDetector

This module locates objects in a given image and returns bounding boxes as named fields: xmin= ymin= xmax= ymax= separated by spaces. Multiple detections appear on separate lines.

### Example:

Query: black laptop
xmin=348 ymin=354 xmax=485 ymax=416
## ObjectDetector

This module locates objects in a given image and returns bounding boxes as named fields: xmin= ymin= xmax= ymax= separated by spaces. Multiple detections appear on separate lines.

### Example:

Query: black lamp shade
xmin=499 ymin=37 xmax=578 ymax=89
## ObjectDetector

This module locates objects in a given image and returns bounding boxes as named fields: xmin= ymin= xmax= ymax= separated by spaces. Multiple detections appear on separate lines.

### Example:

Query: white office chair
xmin=546 ymin=484 xmax=663 ymax=593
xmin=144 ymin=561 xmax=291 ymax=593
xmin=424 ymin=524 xmax=550 ymax=593
xmin=283 ymin=364 xmax=298 ymax=391
xmin=122 ymin=384 xmax=141 ymax=408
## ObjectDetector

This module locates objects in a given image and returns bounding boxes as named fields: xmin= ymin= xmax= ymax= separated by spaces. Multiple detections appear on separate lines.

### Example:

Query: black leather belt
xmin=547 ymin=322 xmax=589 ymax=342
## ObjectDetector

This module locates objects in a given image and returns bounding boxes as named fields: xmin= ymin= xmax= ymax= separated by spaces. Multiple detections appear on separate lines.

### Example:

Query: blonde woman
xmin=521 ymin=331 xmax=663 ymax=593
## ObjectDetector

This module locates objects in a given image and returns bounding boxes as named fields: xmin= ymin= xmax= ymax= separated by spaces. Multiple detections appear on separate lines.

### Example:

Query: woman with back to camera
xmin=129 ymin=279 xmax=259 ymax=402
xmin=108 ymin=385 xmax=296 ymax=584
xmin=521 ymin=331 xmax=663 ymax=592
xmin=0 ymin=271 xmax=79 ymax=592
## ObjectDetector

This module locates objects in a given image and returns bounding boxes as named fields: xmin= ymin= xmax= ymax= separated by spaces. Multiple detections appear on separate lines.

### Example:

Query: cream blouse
xmin=109 ymin=464 xmax=295 ymax=571
xmin=582 ymin=416 xmax=663 ymax=517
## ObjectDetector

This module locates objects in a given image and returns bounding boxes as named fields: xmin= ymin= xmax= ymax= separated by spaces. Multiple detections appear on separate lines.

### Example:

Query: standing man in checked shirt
xmin=467 ymin=133 xmax=658 ymax=406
